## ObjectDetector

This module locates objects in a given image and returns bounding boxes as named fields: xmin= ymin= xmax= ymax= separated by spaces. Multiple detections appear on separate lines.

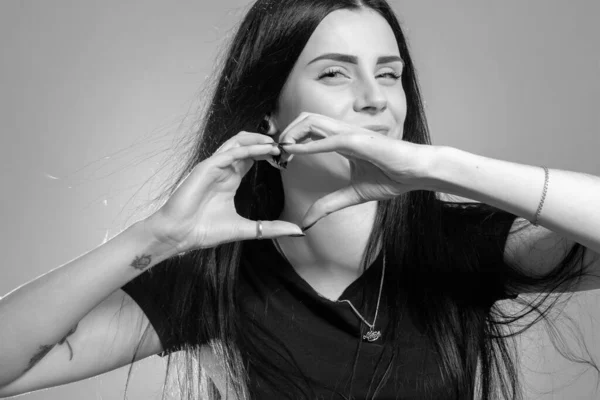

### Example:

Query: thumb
xmin=242 ymin=219 xmax=305 ymax=240
xmin=301 ymin=186 xmax=362 ymax=231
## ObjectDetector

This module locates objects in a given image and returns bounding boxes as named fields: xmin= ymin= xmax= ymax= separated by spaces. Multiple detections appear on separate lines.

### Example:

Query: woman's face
xmin=272 ymin=8 xmax=407 ymax=179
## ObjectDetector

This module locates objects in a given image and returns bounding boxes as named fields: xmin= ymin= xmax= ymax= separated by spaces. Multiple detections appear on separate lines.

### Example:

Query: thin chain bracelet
xmin=532 ymin=166 xmax=549 ymax=227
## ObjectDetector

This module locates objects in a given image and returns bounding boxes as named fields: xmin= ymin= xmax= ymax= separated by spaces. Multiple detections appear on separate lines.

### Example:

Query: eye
xmin=318 ymin=67 xmax=348 ymax=80
xmin=317 ymin=68 xmax=402 ymax=81
xmin=377 ymin=71 xmax=402 ymax=80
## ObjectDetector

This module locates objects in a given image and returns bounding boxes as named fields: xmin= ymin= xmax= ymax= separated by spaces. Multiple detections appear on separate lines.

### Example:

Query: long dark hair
xmin=121 ymin=0 xmax=597 ymax=398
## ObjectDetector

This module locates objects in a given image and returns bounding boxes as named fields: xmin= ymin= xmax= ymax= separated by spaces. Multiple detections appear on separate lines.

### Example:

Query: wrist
xmin=131 ymin=219 xmax=182 ymax=263
xmin=418 ymin=145 xmax=456 ymax=192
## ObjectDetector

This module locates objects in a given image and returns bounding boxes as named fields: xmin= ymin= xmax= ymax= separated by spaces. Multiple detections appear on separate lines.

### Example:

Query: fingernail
xmin=267 ymin=155 xmax=287 ymax=170
xmin=301 ymin=220 xmax=318 ymax=232
xmin=288 ymin=233 xmax=306 ymax=237
xmin=272 ymin=155 xmax=287 ymax=169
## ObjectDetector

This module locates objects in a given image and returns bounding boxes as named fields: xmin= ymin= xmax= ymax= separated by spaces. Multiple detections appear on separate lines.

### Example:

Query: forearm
xmin=0 ymin=220 xmax=179 ymax=386
xmin=428 ymin=146 xmax=600 ymax=253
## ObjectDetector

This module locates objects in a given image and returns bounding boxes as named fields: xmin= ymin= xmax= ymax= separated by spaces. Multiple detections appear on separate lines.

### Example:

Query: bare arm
xmin=430 ymin=147 xmax=600 ymax=291
xmin=0 ymin=288 xmax=166 ymax=398
xmin=0 ymin=220 xmax=179 ymax=387
xmin=430 ymin=147 xmax=600 ymax=254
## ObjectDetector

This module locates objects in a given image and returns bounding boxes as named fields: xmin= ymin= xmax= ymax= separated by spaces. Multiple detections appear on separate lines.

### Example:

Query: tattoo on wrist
xmin=130 ymin=254 xmax=152 ymax=270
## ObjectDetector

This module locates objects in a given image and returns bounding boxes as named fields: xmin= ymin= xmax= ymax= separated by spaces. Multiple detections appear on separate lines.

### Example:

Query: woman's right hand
xmin=142 ymin=131 xmax=304 ymax=252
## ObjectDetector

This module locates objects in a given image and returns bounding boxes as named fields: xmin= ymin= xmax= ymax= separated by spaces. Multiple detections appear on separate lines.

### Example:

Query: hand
xmin=144 ymin=132 xmax=305 ymax=252
xmin=277 ymin=112 xmax=437 ymax=230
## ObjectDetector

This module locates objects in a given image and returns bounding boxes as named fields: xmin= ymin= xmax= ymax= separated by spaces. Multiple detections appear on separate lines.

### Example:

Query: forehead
xmin=297 ymin=8 xmax=400 ymax=64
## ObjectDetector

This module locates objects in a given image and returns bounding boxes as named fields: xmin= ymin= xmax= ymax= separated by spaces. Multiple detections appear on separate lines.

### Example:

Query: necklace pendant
xmin=363 ymin=330 xmax=382 ymax=342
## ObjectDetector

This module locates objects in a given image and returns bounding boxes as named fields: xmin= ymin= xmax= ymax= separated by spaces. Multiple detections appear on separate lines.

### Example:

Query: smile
xmin=363 ymin=125 xmax=390 ymax=134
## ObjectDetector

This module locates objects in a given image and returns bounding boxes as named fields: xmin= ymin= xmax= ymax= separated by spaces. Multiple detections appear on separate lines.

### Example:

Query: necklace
xmin=337 ymin=251 xmax=385 ymax=342
xmin=271 ymin=239 xmax=386 ymax=343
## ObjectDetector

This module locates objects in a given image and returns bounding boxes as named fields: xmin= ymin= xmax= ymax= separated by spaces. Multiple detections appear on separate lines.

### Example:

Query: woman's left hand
xmin=276 ymin=112 xmax=439 ymax=230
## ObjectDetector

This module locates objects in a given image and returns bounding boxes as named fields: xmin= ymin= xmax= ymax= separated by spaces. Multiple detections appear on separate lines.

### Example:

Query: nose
xmin=353 ymin=77 xmax=387 ymax=114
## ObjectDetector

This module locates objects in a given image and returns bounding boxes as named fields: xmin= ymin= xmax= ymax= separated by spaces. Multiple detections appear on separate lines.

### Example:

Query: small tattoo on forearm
xmin=130 ymin=254 xmax=152 ymax=270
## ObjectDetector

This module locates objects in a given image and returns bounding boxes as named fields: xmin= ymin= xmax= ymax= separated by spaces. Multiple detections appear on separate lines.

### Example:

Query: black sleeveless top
xmin=121 ymin=207 xmax=519 ymax=399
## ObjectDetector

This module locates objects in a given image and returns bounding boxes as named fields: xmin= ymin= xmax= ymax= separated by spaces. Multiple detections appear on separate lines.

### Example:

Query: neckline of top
xmin=262 ymin=238 xmax=384 ymax=304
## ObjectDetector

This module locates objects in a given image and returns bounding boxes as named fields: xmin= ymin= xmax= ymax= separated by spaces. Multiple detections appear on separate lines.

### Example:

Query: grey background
xmin=1 ymin=1 xmax=599 ymax=399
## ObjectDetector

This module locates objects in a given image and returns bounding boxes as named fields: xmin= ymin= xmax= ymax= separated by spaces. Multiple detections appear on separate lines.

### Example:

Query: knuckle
xmin=305 ymin=116 xmax=318 ymax=132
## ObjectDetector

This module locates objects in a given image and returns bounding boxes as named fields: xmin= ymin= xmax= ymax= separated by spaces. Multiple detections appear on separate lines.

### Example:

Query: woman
xmin=1 ymin=0 xmax=598 ymax=399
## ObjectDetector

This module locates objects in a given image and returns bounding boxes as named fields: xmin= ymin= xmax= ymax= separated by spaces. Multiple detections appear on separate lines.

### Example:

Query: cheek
xmin=278 ymin=82 xmax=349 ymax=127
xmin=299 ymin=84 xmax=350 ymax=118
xmin=387 ymin=88 xmax=407 ymax=111
xmin=388 ymin=91 xmax=408 ymax=131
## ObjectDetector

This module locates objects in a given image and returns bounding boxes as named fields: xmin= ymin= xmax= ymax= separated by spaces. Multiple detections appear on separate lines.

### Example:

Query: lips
xmin=363 ymin=125 xmax=390 ymax=133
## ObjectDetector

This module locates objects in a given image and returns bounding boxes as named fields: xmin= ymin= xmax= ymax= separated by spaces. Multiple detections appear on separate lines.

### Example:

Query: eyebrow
xmin=307 ymin=53 xmax=404 ymax=66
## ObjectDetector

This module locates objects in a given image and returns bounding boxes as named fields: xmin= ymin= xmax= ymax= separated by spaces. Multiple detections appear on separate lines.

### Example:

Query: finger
xmin=236 ymin=131 xmax=275 ymax=145
xmin=280 ymin=134 xmax=360 ymax=161
xmin=212 ymin=143 xmax=280 ymax=167
xmin=215 ymin=132 xmax=275 ymax=154
xmin=284 ymin=133 xmax=393 ymax=167
xmin=277 ymin=112 xmax=312 ymax=144
xmin=240 ymin=219 xmax=305 ymax=240
xmin=278 ymin=115 xmax=335 ymax=164
xmin=215 ymin=133 xmax=275 ymax=154
xmin=301 ymin=185 xmax=365 ymax=231
xmin=279 ymin=114 xmax=333 ymax=147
